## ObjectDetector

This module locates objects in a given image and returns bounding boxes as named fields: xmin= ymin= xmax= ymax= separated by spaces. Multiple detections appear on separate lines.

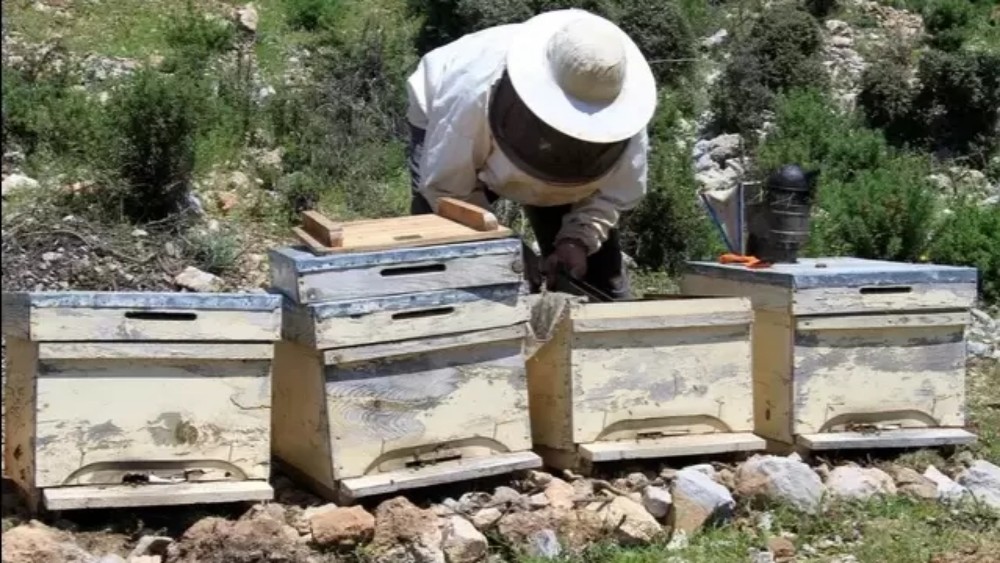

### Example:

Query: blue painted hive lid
xmin=684 ymin=257 xmax=978 ymax=289
xmin=2 ymin=291 xmax=283 ymax=311
xmin=268 ymin=238 xmax=523 ymax=274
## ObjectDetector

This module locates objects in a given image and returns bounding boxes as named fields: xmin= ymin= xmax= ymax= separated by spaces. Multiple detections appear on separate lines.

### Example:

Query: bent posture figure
xmin=405 ymin=9 xmax=657 ymax=300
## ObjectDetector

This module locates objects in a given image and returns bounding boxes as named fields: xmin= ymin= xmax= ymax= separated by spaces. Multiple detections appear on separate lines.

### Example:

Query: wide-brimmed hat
xmin=506 ymin=9 xmax=657 ymax=144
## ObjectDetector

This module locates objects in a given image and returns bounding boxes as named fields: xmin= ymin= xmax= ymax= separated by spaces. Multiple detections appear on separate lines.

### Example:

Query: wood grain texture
xmin=17 ymin=307 xmax=280 ymax=342
xmin=288 ymin=214 xmax=513 ymax=255
xmin=283 ymin=286 xmax=528 ymax=349
xmin=796 ymin=311 xmax=969 ymax=331
xmin=338 ymin=451 xmax=541 ymax=501
xmin=43 ymin=480 xmax=273 ymax=510
xmin=302 ymin=210 xmax=344 ymax=247
xmin=436 ymin=197 xmax=499 ymax=231
xmin=324 ymin=334 xmax=532 ymax=480
xmin=796 ymin=428 xmax=977 ymax=450
xmin=33 ymin=357 xmax=272 ymax=488
xmin=38 ymin=342 xmax=274 ymax=360
xmin=791 ymin=323 xmax=967 ymax=435
xmin=324 ymin=324 xmax=527 ymax=365
xmin=271 ymin=340 xmax=335 ymax=493
xmin=526 ymin=298 xmax=757 ymax=469
xmin=750 ymin=311 xmax=795 ymax=444
xmin=579 ymin=432 xmax=765 ymax=461
xmin=4 ymin=338 xmax=40 ymax=510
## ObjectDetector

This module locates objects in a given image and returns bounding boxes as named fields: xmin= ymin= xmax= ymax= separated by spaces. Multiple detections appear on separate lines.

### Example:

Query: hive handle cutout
xmin=859 ymin=286 xmax=913 ymax=295
xmin=391 ymin=307 xmax=455 ymax=321
xmin=124 ymin=311 xmax=198 ymax=321
xmin=380 ymin=263 xmax=447 ymax=277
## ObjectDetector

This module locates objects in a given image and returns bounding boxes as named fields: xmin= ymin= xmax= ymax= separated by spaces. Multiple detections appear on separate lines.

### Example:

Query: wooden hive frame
xmin=2 ymin=292 xmax=282 ymax=513
xmin=526 ymin=293 xmax=765 ymax=472
xmin=680 ymin=257 xmax=979 ymax=454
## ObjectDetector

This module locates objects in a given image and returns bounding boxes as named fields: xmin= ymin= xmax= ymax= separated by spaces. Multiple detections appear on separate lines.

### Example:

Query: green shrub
xmin=757 ymin=90 xmax=937 ymax=263
xmin=621 ymin=92 xmax=723 ymax=274
xmin=1 ymin=65 xmax=111 ymax=170
xmin=857 ymin=59 xmax=917 ymax=144
xmin=612 ymin=0 xmax=696 ymax=86
xmin=923 ymin=0 xmax=973 ymax=52
xmin=184 ymin=228 xmax=242 ymax=275
xmin=284 ymin=0 xmax=342 ymax=31
xmin=455 ymin=0 xmax=533 ymax=32
xmin=929 ymin=199 xmax=1000 ymax=303
xmin=712 ymin=4 xmax=827 ymax=133
xmin=805 ymin=0 xmax=839 ymax=19
xmin=110 ymin=68 xmax=201 ymax=222
xmin=164 ymin=3 xmax=236 ymax=74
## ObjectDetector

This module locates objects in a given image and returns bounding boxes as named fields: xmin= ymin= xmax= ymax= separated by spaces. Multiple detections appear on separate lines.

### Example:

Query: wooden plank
xmin=797 ymin=428 xmax=977 ymax=451
xmin=323 ymin=324 xmax=527 ymax=365
xmin=4 ymin=338 xmax=40 ymax=511
xmin=294 ymin=214 xmax=514 ymax=255
xmin=525 ymin=307 xmax=575 ymax=451
xmin=796 ymin=311 xmax=969 ymax=331
xmin=337 ymin=451 xmax=541 ymax=501
xmin=293 ymin=226 xmax=330 ymax=255
xmin=38 ymin=342 xmax=274 ymax=360
xmin=27 ymin=307 xmax=280 ymax=342
xmin=34 ymin=359 xmax=272 ymax=487
xmin=301 ymin=210 xmax=344 ymax=247
xmin=679 ymin=274 xmax=792 ymax=312
xmin=572 ymin=311 xmax=750 ymax=333
xmin=295 ymin=253 xmax=521 ymax=303
xmin=751 ymin=310 xmax=796 ymax=444
xmin=436 ymin=197 xmax=499 ymax=232
xmin=792 ymin=284 xmax=977 ymax=315
xmin=578 ymin=432 xmax=766 ymax=462
xmin=43 ymin=480 xmax=273 ymax=510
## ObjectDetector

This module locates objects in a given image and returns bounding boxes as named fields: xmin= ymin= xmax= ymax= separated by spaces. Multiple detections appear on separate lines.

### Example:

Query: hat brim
xmin=506 ymin=10 xmax=657 ymax=144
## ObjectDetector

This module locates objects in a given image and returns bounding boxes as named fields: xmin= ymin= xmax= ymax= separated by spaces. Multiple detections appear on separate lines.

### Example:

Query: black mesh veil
xmin=487 ymin=70 xmax=630 ymax=186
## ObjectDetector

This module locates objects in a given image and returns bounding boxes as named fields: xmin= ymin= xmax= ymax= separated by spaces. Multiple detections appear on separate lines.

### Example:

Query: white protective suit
xmin=405 ymin=22 xmax=650 ymax=255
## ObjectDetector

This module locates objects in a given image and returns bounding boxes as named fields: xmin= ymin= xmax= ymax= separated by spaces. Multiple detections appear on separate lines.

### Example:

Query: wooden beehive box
xmin=272 ymin=324 xmax=540 ymax=503
xmin=1 ymin=291 xmax=282 ymax=512
xmin=525 ymin=294 xmax=765 ymax=471
xmin=681 ymin=257 xmax=979 ymax=452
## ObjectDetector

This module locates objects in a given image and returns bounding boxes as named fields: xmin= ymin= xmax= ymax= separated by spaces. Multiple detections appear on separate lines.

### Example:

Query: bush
xmin=857 ymin=59 xmax=916 ymax=144
xmin=929 ymin=199 xmax=1000 ymax=303
xmin=110 ymin=68 xmax=201 ymax=222
xmin=712 ymin=4 xmax=827 ymax=133
xmin=164 ymin=3 xmax=236 ymax=74
xmin=285 ymin=0 xmax=342 ymax=31
xmin=805 ymin=0 xmax=840 ymax=19
xmin=184 ymin=228 xmax=242 ymax=275
xmin=757 ymin=90 xmax=937 ymax=262
xmin=923 ymin=0 xmax=973 ymax=52
xmin=612 ymin=0 xmax=696 ymax=86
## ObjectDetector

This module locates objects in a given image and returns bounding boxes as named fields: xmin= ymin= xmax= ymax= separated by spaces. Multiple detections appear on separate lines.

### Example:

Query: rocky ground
xmin=2 ymin=453 xmax=999 ymax=562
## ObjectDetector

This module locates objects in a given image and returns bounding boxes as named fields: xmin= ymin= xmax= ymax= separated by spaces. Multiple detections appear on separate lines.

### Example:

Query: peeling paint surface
xmin=570 ymin=326 xmax=754 ymax=444
xmin=792 ymin=327 xmax=966 ymax=433
xmin=324 ymin=340 xmax=532 ymax=480
xmin=34 ymin=359 xmax=271 ymax=487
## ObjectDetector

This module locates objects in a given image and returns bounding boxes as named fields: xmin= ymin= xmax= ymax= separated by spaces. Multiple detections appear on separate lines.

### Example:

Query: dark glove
xmin=543 ymin=239 xmax=588 ymax=289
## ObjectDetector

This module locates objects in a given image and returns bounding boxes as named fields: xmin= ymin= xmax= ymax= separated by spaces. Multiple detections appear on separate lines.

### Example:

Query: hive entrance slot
xmin=380 ymin=264 xmax=446 ymax=277
xmin=124 ymin=311 xmax=197 ymax=321
xmin=392 ymin=307 xmax=454 ymax=321
xmin=405 ymin=453 xmax=462 ymax=469
xmin=859 ymin=286 xmax=912 ymax=295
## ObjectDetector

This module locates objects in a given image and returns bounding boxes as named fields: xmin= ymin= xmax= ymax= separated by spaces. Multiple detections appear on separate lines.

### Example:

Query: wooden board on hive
xmin=294 ymin=198 xmax=513 ymax=255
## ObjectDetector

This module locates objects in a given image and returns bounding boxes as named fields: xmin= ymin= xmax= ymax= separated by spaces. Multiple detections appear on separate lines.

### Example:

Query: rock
xmin=372 ymin=497 xmax=445 ymax=563
xmin=695 ymin=166 xmax=739 ymax=191
xmin=751 ymin=550 xmax=776 ymax=563
xmin=174 ymin=515 xmax=305 ymax=563
xmin=544 ymin=478 xmax=576 ymax=512
xmin=707 ymin=133 xmax=743 ymax=163
xmin=41 ymin=251 xmax=62 ymax=262
xmin=497 ymin=510 xmax=555 ymax=547
xmin=215 ymin=190 xmax=239 ymax=213
xmin=571 ymin=478 xmax=594 ymax=498
xmin=826 ymin=466 xmax=897 ymax=500
xmin=128 ymin=536 xmax=173 ymax=559
xmin=926 ymin=173 xmax=953 ymax=191
xmin=441 ymin=516 xmax=487 ymax=563
xmin=671 ymin=468 xmax=735 ymax=533
xmin=825 ymin=19 xmax=851 ymax=35
xmin=666 ymin=529 xmax=688 ymax=550
xmin=529 ymin=493 xmax=550 ymax=509
xmin=492 ymin=486 xmax=528 ymax=511
xmin=716 ymin=468 xmax=736 ymax=490
xmin=641 ymin=485 xmax=672 ymax=519
xmin=132 ymin=228 xmax=149 ymax=237
xmin=924 ymin=465 xmax=970 ymax=503
xmin=886 ymin=465 xmax=938 ymax=500
xmin=768 ymin=536 xmax=796 ymax=560
xmin=174 ymin=266 xmax=222 ymax=292
xmin=242 ymin=503 xmax=288 ymax=524
xmin=310 ymin=505 xmax=375 ymax=547
xmin=831 ymin=35 xmax=854 ymax=48
xmin=235 ymin=4 xmax=258 ymax=32
xmin=526 ymin=529 xmax=561 ymax=559
xmin=2 ymin=173 xmax=39 ymax=196
xmin=227 ymin=171 xmax=251 ymax=191
xmin=591 ymin=496 xmax=662 ymax=545
xmin=956 ymin=460 xmax=1000 ymax=510
xmin=257 ymin=147 xmax=284 ymax=171
xmin=683 ymin=464 xmax=717 ymax=479
xmin=701 ymin=29 xmax=729 ymax=49
xmin=1 ymin=520 xmax=95 ymax=563
xmin=471 ymin=508 xmax=502 ymax=531
xmin=625 ymin=472 xmax=651 ymax=490
xmin=457 ymin=492 xmax=492 ymax=514
xmin=95 ymin=556 xmax=127 ymax=563
xmin=695 ymin=151 xmax=718 ymax=172
xmin=736 ymin=455 xmax=825 ymax=514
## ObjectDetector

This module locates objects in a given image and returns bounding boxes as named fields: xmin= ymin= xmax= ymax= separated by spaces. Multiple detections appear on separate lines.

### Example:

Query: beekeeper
xmin=405 ymin=9 xmax=657 ymax=300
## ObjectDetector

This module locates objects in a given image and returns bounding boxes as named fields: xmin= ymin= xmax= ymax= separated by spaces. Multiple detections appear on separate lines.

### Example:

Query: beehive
xmin=681 ymin=257 xmax=979 ymax=452
xmin=1 ymin=291 xmax=282 ymax=512
xmin=525 ymin=294 xmax=765 ymax=471
xmin=270 ymin=236 xmax=540 ymax=503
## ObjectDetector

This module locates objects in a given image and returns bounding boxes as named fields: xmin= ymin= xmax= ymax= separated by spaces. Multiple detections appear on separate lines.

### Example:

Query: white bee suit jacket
xmin=405 ymin=21 xmax=650 ymax=255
